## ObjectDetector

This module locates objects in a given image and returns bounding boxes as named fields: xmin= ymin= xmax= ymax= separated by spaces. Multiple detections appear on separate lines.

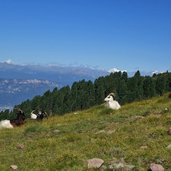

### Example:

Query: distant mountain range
xmin=0 ymin=62 xmax=108 ymax=109
xmin=0 ymin=62 xmax=107 ymax=85
xmin=0 ymin=61 xmax=166 ymax=110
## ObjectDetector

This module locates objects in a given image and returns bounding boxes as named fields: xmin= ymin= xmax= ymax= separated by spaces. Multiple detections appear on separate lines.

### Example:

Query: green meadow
xmin=0 ymin=94 xmax=171 ymax=171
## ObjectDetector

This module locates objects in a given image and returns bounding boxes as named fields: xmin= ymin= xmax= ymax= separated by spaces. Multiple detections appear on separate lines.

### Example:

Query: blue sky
xmin=0 ymin=0 xmax=171 ymax=72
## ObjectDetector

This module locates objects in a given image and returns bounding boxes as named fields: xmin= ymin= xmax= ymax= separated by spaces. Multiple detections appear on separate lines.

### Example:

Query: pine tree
xmin=143 ymin=76 xmax=156 ymax=98
xmin=155 ymin=74 xmax=167 ymax=96
xmin=94 ymin=77 xmax=105 ymax=104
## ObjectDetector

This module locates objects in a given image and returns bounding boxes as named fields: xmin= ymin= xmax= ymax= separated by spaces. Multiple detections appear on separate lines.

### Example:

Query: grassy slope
xmin=0 ymin=94 xmax=171 ymax=171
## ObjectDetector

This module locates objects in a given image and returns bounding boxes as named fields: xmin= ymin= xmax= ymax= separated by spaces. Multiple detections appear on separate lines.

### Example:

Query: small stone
xmin=53 ymin=129 xmax=60 ymax=133
xmin=164 ymin=108 xmax=168 ymax=112
xmin=10 ymin=165 xmax=18 ymax=170
xmin=140 ymin=145 xmax=148 ymax=149
xmin=149 ymin=163 xmax=164 ymax=171
xmin=87 ymin=158 xmax=104 ymax=169
xmin=95 ymin=130 xmax=105 ymax=134
xmin=166 ymin=144 xmax=171 ymax=149
xmin=16 ymin=144 xmax=25 ymax=150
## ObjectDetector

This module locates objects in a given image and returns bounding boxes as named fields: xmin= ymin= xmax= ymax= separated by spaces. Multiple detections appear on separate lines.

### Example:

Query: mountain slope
xmin=0 ymin=94 xmax=171 ymax=170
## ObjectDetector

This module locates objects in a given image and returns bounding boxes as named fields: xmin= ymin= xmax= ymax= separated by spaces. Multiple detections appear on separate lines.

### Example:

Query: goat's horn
xmin=109 ymin=93 xmax=115 ymax=96
xmin=31 ymin=110 xmax=36 ymax=114
xmin=19 ymin=108 xmax=23 ymax=112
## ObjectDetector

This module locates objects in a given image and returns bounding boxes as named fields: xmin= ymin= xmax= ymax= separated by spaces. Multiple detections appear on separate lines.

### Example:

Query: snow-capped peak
xmin=4 ymin=59 xmax=13 ymax=64
xmin=152 ymin=70 xmax=165 ymax=75
xmin=108 ymin=68 xmax=127 ymax=73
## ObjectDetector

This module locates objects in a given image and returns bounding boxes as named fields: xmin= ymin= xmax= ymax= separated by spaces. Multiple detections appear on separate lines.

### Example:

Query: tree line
xmin=1 ymin=71 xmax=171 ymax=119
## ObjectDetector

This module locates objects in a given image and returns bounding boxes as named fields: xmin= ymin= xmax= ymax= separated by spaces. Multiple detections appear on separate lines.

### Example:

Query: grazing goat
xmin=0 ymin=109 xmax=25 ymax=129
xmin=104 ymin=93 xmax=121 ymax=110
xmin=31 ymin=110 xmax=48 ymax=120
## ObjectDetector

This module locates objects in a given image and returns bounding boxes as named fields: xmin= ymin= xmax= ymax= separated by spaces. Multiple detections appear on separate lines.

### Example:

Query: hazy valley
xmin=0 ymin=62 xmax=107 ymax=109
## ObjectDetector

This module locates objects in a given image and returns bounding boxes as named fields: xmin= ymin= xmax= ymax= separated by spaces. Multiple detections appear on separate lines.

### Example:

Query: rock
xmin=166 ymin=144 xmax=171 ymax=149
xmin=164 ymin=108 xmax=168 ymax=112
xmin=140 ymin=145 xmax=148 ymax=149
xmin=149 ymin=163 xmax=164 ymax=171
xmin=87 ymin=158 xmax=104 ymax=169
xmin=95 ymin=130 xmax=106 ymax=134
xmin=16 ymin=144 xmax=24 ymax=150
xmin=10 ymin=165 xmax=18 ymax=170
xmin=167 ymin=128 xmax=171 ymax=135
xmin=53 ymin=129 xmax=60 ymax=133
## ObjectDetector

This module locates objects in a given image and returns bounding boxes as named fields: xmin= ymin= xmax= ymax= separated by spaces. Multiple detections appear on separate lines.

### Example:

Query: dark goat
xmin=10 ymin=109 xmax=26 ymax=126
xmin=0 ymin=109 xmax=25 ymax=129
xmin=31 ymin=110 xmax=48 ymax=120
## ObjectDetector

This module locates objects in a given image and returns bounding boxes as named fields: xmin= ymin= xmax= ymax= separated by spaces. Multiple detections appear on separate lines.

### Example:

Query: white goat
xmin=0 ymin=120 xmax=13 ymax=129
xmin=31 ymin=110 xmax=48 ymax=120
xmin=31 ymin=110 xmax=37 ymax=119
xmin=104 ymin=93 xmax=121 ymax=110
